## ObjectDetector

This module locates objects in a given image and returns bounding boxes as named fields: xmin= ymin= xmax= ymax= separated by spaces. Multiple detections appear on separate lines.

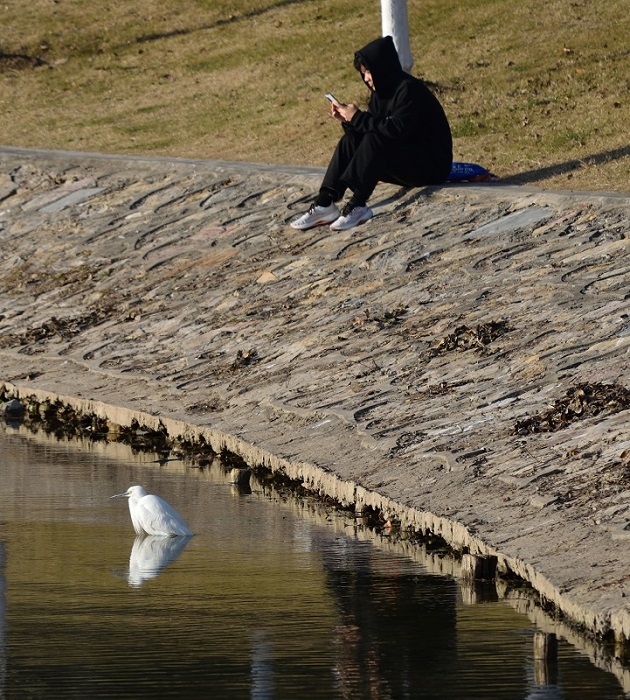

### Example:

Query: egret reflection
xmin=127 ymin=534 xmax=192 ymax=587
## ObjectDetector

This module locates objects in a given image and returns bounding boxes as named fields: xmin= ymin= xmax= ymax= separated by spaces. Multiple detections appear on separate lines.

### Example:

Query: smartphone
xmin=325 ymin=93 xmax=341 ymax=106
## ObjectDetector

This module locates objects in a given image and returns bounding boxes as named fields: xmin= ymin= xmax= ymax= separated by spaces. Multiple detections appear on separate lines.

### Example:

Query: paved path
xmin=1 ymin=146 xmax=629 ymax=649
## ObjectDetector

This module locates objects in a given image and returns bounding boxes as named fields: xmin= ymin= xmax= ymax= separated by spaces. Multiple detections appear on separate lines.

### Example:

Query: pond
xmin=0 ymin=423 xmax=626 ymax=699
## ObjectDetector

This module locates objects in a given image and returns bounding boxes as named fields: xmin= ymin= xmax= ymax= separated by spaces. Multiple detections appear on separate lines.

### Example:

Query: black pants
xmin=320 ymin=129 xmax=449 ymax=204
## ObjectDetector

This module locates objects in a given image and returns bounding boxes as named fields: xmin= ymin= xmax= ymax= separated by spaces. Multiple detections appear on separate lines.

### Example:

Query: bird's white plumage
xmin=111 ymin=485 xmax=193 ymax=537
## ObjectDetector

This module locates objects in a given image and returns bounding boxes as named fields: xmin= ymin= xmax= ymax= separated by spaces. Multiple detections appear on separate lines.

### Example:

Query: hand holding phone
xmin=325 ymin=93 xmax=341 ymax=106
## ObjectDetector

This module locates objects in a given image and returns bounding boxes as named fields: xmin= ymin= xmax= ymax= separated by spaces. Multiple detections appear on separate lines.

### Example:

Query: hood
xmin=354 ymin=35 xmax=405 ymax=96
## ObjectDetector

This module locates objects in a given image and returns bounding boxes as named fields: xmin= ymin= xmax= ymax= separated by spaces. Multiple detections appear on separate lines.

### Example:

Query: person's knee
xmin=358 ymin=130 xmax=388 ymax=150
xmin=337 ymin=130 xmax=363 ymax=153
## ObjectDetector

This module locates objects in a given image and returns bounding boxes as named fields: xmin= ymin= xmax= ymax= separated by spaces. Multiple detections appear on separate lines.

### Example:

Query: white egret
xmin=111 ymin=485 xmax=193 ymax=537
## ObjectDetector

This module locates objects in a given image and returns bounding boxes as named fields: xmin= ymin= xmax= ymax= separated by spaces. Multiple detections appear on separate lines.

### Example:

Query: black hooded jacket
xmin=348 ymin=36 xmax=452 ymax=181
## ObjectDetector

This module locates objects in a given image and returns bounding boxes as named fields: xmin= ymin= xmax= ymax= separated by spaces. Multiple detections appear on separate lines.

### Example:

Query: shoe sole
xmin=289 ymin=214 xmax=340 ymax=231
xmin=330 ymin=211 xmax=373 ymax=231
xmin=290 ymin=218 xmax=337 ymax=230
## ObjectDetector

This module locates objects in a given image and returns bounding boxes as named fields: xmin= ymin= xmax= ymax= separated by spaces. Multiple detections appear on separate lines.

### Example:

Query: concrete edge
xmin=2 ymin=144 xmax=629 ymax=206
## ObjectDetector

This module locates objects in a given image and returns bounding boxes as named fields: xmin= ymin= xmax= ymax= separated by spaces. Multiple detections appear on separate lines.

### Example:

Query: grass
xmin=1 ymin=0 xmax=628 ymax=191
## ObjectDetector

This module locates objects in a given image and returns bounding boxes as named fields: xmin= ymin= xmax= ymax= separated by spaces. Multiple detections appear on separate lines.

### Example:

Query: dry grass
xmin=1 ymin=0 xmax=628 ymax=192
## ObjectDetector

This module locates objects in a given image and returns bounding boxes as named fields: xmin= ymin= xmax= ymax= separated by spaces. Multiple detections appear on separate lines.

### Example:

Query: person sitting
xmin=291 ymin=35 xmax=453 ymax=232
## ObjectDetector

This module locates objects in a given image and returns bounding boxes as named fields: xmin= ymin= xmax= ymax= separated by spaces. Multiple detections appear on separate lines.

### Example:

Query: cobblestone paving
xmin=1 ymin=147 xmax=629 ymax=642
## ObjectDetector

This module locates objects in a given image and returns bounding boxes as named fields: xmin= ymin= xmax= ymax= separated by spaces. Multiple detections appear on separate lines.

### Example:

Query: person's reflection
xmin=127 ymin=535 xmax=191 ymax=588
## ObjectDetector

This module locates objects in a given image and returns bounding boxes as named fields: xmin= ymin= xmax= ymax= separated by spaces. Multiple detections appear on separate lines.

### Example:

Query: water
xmin=0 ymin=423 xmax=626 ymax=699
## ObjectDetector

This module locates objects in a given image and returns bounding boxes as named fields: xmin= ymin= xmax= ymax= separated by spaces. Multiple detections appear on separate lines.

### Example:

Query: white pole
xmin=381 ymin=0 xmax=414 ymax=73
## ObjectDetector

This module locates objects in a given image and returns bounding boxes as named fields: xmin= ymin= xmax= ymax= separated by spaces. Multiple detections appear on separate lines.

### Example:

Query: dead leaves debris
xmin=352 ymin=306 xmax=408 ymax=331
xmin=0 ymin=307 xmax=116 ymax=348
xmin=428 ymin=319 xmax=511 ymax=356
xmin=231 ymin=348 xmax=259 ymax=369
xmin=514 ymin=382 xmax=630 ymax=435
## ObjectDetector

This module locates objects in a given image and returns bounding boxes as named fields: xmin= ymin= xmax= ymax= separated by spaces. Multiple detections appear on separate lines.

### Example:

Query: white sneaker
xmin=290 ymin=202 xmax=340 ymax=230
xmin=330 ymin=203 xmax=373 ymax=231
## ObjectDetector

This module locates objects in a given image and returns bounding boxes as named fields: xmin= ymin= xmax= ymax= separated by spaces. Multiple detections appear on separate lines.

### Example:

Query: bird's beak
xmin=110 ymin=492 xmax=129 ymax=499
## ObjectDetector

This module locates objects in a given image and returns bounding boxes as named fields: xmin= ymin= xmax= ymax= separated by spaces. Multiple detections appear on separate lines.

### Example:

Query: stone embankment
xmin=1 ymin=146 xmax=629 ymax=646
